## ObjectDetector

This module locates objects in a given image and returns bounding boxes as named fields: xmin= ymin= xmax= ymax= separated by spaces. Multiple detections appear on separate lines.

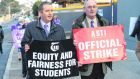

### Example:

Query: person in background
xmin=11 ymin=18 xmax=24 ymax=60
xmin=130 ymin=15 xmax=140 ymax=62
xmin=72 ymin=0 xmax=112 ymax=79
xmin=0 ymin=25 xmax=4 ymax=54
xmin=11 ymin=18 xmax=29 ymax=78
xmin=19 ymin=19 xmax=31 ymax=78
xmin=53 ymin=15 xmax=61 ymax=25
xmin=19 ymin=24 xmax=27 ymax=78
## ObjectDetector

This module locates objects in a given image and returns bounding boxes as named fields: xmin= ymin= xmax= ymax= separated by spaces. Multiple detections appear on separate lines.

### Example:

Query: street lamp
xmin=8 ymin=2 xmax=14 ymax=20
xmin=111 ymin=0 xmax=114 ymax=25
xmin=8 ymin=4 xmax=11 ymax=19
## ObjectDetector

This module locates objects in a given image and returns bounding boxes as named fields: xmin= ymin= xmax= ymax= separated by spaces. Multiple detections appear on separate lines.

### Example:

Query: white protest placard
xmin=129 ymin=17 xmax=138 ymax=35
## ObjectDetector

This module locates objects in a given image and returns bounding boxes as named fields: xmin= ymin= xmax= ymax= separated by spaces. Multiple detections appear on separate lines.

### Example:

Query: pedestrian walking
xmin=53 ymin=15 xmax=61 ymax=25
xmin=130 ymin=15 xmax=140 ymax=62
xmin=0 ymin=25 xmax=4 ymax=54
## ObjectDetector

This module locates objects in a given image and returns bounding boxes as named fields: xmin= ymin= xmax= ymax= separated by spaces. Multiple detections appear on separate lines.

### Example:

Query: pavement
xmin=2 ymin=45 xmax=140 ymax=79
xmin=105 ymin=49 xmax=140 ymax=79
xmin=3 ymin=45 xmax=25 ymax=79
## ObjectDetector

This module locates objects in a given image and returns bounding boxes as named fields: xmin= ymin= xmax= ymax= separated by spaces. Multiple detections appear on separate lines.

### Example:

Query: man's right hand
xmin=25 ymin=44 xmax=30 ymax=52
xmin=78 ymin=62 xmax=83 ymax=67
xmin=73 ymin=39 xmax=78 ymax=46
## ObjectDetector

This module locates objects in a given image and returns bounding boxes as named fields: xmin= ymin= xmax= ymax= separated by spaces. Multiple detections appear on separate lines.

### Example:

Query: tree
xmin=0 ymin=0 xmax=21 ymax=16
xmin=0 ymin=1 xmax=7 ymax=15
xmin=10 ymin=1 xmax=21 ymax=14
xmin=32 ymin=0 xmax=41 ymax=16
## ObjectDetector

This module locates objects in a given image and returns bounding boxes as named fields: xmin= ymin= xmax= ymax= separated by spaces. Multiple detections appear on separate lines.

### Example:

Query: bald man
xmin=72 ymin=0 xmax=112 ymax=79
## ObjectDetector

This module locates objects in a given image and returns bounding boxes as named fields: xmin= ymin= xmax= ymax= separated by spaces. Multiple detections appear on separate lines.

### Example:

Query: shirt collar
xmin=40 ymin=19 xmax=51 ymax=28
xmin=86 ymin=16 xmax=98 ymax=27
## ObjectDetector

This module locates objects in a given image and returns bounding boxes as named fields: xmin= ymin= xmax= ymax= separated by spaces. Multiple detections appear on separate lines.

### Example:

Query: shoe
xmin=23 ymin=74 xmax=26 ymax=78
xmin=18 ymin=58 xmax=22 ymax=61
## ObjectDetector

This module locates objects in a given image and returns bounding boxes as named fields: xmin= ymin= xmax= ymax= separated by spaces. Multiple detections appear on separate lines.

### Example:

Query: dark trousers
xmin=19 ymin=48 xmax=27 ymax=75
xmin=136 ymin=41 xmax=140 ymax=62
xmin=81 ymin=63 xmax=105 ymax=79
xmin=0 ymin=42 xmax=3 ymax=54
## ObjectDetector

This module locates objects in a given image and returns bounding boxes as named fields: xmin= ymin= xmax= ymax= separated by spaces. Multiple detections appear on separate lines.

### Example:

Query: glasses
xmin=87 ymin=6 xmax=97 ymax=9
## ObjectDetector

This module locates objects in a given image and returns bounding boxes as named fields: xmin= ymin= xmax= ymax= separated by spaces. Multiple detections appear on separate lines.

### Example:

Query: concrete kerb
xmin=3 ymin=45 xmax=15 ymax=79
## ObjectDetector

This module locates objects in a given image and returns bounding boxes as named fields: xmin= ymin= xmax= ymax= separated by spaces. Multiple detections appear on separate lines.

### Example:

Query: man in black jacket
xmin=21 ymin=1 xmax=81 ymax=79
xmin=130 ymin=15 xmax=140 ymax=62
xmin=21 ymin=2 xmax=66 ymax=52
xmin=72 ymin=0 xmax=112 ymax=79
xmin=21 ymin=1 xmax=66 ymax=79
xmin=0 ymin=25 xmax=4 ymax=54
xmin=130 ymin=15 xmax=140 ymax=40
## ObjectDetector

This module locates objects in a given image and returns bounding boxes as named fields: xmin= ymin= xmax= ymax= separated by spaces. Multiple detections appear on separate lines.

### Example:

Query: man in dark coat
xmin=72 ymin=0 xmax=112 ymax=79
xmin=21 ymin=1 xmax=81 ymax=79
xmin=21 ymin=2 xmax=66 ymax=51
xmin=21 ymin=1 xmax=66 ymax=79
xmin=130 ymin=15 xmax=140 ymax=62
xmin=130 ymin=15 xmax=140 ymax=40
xmin=0 ymin=25 xmax=4 ymax=54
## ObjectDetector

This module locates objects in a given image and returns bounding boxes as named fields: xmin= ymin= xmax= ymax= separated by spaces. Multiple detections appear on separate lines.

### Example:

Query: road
xmin=0 ymin=20 xmax=17 ymax=79
xmin=105 ymin=49 xmax=140 ymax=79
